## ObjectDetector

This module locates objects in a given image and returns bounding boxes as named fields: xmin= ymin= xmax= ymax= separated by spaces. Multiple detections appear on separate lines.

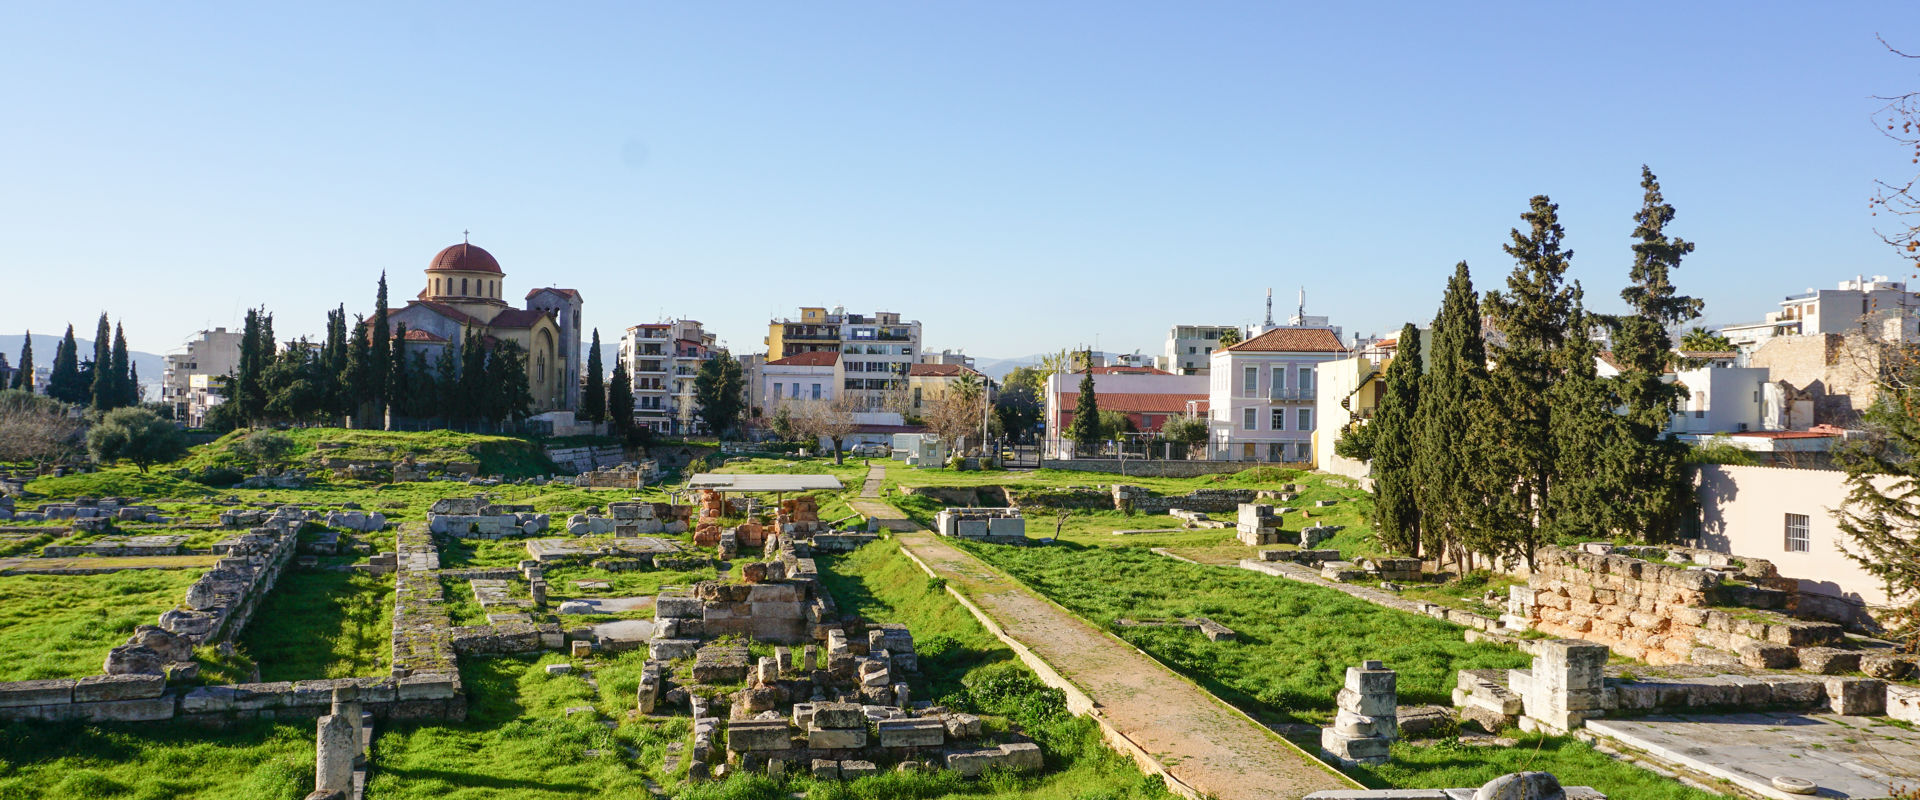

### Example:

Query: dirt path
xmin=859 ymin=467 xmax=1354 ymax=799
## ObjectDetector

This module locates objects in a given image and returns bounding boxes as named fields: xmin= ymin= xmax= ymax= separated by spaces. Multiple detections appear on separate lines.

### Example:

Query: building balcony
xmin=1271 ymin=388 xmax=1317 ymax=401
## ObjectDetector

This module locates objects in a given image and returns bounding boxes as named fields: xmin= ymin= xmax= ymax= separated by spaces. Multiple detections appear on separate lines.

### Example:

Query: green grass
xmin=442 ymin=576 xmax=492 ymax=627
xmin=1353 ymin=735 xmax=1724 ymax=799
xmin=0 ymin=570 xmax=206 ymax=681
xmin=183 ymin=427 xmax=561 ymax=479
xmin=238 ymin=560 xmax=394 ymax=681
xmin=23 ymin=470 xmax=216 ymax=501
xmin=367 ymin=652 xmax=677 ymax=799
xmin=958 ymin=541 xmax=1528 ymax=724
xmin=439 ymin=538 xmax=535 ymax=569
xmin=0 ymin=718 xmax=312 ymax=799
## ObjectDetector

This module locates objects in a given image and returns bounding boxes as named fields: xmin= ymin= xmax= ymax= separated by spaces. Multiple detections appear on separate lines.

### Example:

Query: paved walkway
xmin=862 ymin=466 xmax=1353 ymax=799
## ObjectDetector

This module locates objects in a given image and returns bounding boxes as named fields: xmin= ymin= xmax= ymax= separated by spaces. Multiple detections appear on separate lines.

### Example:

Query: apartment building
xmin=1720 ymin=276 xmax=1920 ymax=351
xmin=1157 ymin=324 xmax=1239 ymax=375
xmin=162 ymin=327 xmax=245 ymax=426
xmin=619 ymin=319 xmax=716 ymax=435
xmin=764 ymin=306 xmax=922 ymax=410
xmin=1207 ymin=326 xmax=1349 ymax=463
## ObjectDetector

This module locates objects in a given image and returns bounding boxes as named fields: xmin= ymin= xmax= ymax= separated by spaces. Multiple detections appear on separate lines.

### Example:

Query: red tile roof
xmin=1226 ymin=327 xmax=1347 ymax=353
xmin=486 ymin=308 xmax=551 ymax=329
xmin=768 ymin=351 xmax=840 ymax=367
xmin=1055 ymin=392 xmax=1208 ymax=414
xmin=407 ymin=299 xmax=482 ymax=326
xmin=396 ymin=329 xmax=448 ymax=343
xmin=908 ymin=363 xmax=984 ymax=377
xmin=428 ymin=242 xmax=502 ymax=274
xmin=526 ymin=287 xmax=580 ymax=300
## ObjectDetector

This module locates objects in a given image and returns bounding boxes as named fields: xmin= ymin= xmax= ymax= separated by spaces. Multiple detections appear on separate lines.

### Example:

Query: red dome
xmin=427 ymin=242 xmax=502 ymax=274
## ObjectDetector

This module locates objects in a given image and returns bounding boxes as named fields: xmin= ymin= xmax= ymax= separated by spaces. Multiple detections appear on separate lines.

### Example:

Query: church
xmin=387 ymin=239 xmax=584 ymax=413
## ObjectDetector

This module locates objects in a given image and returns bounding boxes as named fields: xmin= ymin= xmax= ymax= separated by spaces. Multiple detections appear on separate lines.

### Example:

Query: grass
xmin=0 ymin=570 xmax=206 ymax=681
xmin=440 ymin=538 xmax=536 ymax=569
xmin=1398 ymin=570 xmax=1525 ymax=616
xmin=1352 ymin=735 xmax=1725 ymax=799
xmin=442 ymin=576 xmax=493 ymax=627
xmin=0 ymin=718 xmax=312 ymax=799
xmin=238 ymin=558 xmax=394 ymax=681
xmin=957 ymin=541 xmax=1528 ymax=725
xmin=181 ymin=427 xmax=561 ymax=479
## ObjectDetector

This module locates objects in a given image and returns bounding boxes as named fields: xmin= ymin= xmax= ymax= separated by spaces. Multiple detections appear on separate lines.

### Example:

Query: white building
xmin=1720 ymin=276 xmax=1920 ymax=351
xmin=916 ymin=350 xmax=975 ymax=370
xmin=1158 ymin=325 xmax=1239 ymax=375
xmin=162 ymin=327 xmax=245 ymax=426
xmin=1207 ymin=326 xmax=1349 ymax=463
xmin=760 ymin=351 xmax=841 ymax=411
xmin=618 ymin=319 xmax=716 ymax=435
xmin=766 ymin=307 xmax=922 ymax=411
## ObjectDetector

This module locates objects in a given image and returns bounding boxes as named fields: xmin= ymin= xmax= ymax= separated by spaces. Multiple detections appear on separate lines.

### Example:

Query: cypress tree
xmin=90 ymin=313 xmax=113 ymax=410
xmin=111 ymin=323 xmax=132 ymax=408
xmin=489 ymin=340 xmax=533 ymax=423
xmin=1415 ymin=263 xmax=1490 ymax=571
xmin=1371 ymin=322 xmax=1424 ymax=556
xmin=582 ymin=329 xmax=605 ymax=423
xmin=407 ymin=350 xmax=434 ymax=419
xmin=371 ymin=272 xmax=392 ymax=413
xmin=322 ymin=307 xmax=348 ymax=419
xmin=128 ymin=362 xmax=140 ymax=406
xmin=49 ymin=325 xmax=82 ymax=403
xmin=1483 ymin=196 xmax=1577 ymax=566
xmin=607 ymin=359 xmax=635 ymax=435
xmin=12 ymin=331 xmax=32 ymax=391
xmin=1545 ymin=287 xmax=1625 ymax=543
xmin=343 ymin=317 xmax=370 ymax=425
xmin=234 ymin=308 xmax=264 ymax=422
xmin=460 ymin=331 xmax=489 ymax=427
xmin=434 ymin=344 xmax=460 ymax=421
xmin=1066 ymin=350 xmax=1101 ymax=453
xmin=1615 ymin=166 xmax=1704 ymax=542
xmin=387 ymin=323 xmax=409 ymax=426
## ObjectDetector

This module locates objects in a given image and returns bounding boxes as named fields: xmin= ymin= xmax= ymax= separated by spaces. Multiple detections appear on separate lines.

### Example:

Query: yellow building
xmin=905 ymin=363 xmax=988 ymax=416
xmin=389 ymin=241 xmax=582 ymax=413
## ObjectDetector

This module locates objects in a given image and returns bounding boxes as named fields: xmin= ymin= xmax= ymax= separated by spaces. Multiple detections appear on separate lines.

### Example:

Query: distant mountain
xmin=0 ymin=333 xmax=167 ymax=401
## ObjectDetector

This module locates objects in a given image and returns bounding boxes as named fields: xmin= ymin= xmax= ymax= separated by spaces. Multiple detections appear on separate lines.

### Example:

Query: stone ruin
xmin=1306 ymin=771 xmax=1606 ymax=799
xmin=777 ymin=496 xmax=828 ymax=536
xmin=1113 ymin=617 xmax=1236 ymax=641
xmin=1320 ymin=660 xmax=1398 ymax=767
xmin=932 ymin=508 xmax=1026 ymax=544
xmin=426 ymin=496 xmax=552 ymax=539
xmin=570 ymin=462 xmax=656 ymax=489
xmin=1110 ymin=484 xmax=1257 ymax=514
xmin=607 ymin=525 xmax=1040 ymax=782
xmin=2 ymin=495 xmax=174 ymax=525
xmin=1235 ymin=503 xmax=1339 ymax=547
xmin=43 ymin=534 xmax=191 ymax=558
xmin=1455 ymin=637 xmax=1918 ymax=733
xmin=1519 ymin=544 xmax=1855 ymax=668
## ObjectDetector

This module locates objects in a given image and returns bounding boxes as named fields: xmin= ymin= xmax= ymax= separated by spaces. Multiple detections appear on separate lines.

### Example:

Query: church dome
xmin=427 ymin=242 xmax=502 ymax=274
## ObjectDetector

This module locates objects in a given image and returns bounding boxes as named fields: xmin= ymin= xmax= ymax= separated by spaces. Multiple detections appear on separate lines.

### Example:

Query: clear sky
xmin=3 ymin=3 xmax=1917 ymax=361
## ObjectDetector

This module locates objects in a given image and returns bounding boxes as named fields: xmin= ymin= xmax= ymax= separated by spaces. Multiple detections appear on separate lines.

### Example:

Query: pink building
xmin=1206 ymin=327 xmax=1349 ymax=463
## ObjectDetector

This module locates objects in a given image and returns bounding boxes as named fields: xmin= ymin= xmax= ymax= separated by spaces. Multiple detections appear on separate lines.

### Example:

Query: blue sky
xmin=3 ymin=3 xmax=1916 ymax=361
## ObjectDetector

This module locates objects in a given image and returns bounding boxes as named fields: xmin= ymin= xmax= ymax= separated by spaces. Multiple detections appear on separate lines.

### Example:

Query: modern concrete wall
xmin=1695 ymin=463 xmax=1889 ymax=609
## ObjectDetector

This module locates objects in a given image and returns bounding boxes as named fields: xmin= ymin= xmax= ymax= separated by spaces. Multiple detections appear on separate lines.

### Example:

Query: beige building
xmin=1694 ymin=463 xmax=1891 ymax=623
xmin=162 ymin=327 xmax=245 ymax=425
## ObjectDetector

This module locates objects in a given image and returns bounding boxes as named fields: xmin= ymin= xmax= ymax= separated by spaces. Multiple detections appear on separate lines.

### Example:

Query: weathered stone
xmin=1826 ymin=677 xmax=1887 ymax=715
xmin=73 ymin=674 xmax=165 ymax=703
xmin=726 ymin=719 xmax=793 ymax=752
xmin=1862 ymin=654 xmax=1915 ymax=681
xmin=1473 ymin=771 xmax=1562 ymax=800
xmin=0 ymin=679 xmax=74 ymax=708
xmin=839 ymin=760 xmax=878 ymax=779
xmin=102 ymin=645 xmax=166 ymax=676
xmin=810 ymin=702 xmax=865 ymax=729
xmin=810 ymin=759 xmax=839 ymax=780
xmin=806 ymin=725 xmax=866 ymax=749
xmin=877 ymin=718 xmax=945 ymax=748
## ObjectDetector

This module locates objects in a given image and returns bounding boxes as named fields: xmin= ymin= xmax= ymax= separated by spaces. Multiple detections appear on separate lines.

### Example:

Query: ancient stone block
xmin=810 ymin=702 xmax=865 ymax=729
xmin=877 ymin=718 xmax=944 ymax=748
xmin=73 ymin=674 xmax=165 ymax=703
xmin=0 ymin=680 xmax=74 ymax=708
xmin=810 ymin=759 xmax=839 ymax=780
xmin=727 ymin=719 xmax=794 ymax=752
xmin=807 ymin=725 xmax=866 ymax=749
xmin=1889 ymin=684 xmax=1920 ymax=724
xmin=1796 ymin=647 xmax=1861 ymax=675
xmin=1826 ymin=677 xmax=1887 ymax=716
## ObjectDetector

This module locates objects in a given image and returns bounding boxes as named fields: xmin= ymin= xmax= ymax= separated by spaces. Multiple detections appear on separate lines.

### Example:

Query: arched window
xmin=461 ymin=278 xmax=468 ymax=295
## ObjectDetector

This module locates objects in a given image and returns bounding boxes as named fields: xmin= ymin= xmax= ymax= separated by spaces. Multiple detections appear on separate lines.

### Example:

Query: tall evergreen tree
xmin=581 ymin=329 xmax=605 ymax=423
xmin=128 ymin=362 xmax=140 ymax=406
xmin=1371 ymin=322 xmax=1424 ymax=556
xmin=460 ymin=331 xmax=489 ymax=427
xmin=1483 ymin=196 xmax=1578 ymax=566
xmin=322 ymin=306 xmax=349 ymax=418
xmin=692 ymin=351 xmax=745 ymax=438
xmin=607 ymin=359 xmax=634 ymax=435
xmin=110 ymin=323 xmax=132 ymax=408
xmin=1066 ymin=351 xmax=1102 ymax=453
xmin=370 ymin=272 xmax=392 ymax=414
xmin=234 ymin=308 xmax=266 ymax=422
xmin=48 ymin=325 xmax=83 ymax=403
xmin=1835 ymin=349 xmax=1920 ymax=649
xmin=434 ymin=344 xmax=460 ymax=421
xmin=1614 ymin=166 xmax=1704 ymax=542
xmin=1415 ymin=263 xmax=1490 ymax=570
xmin=406 ymin=350 xmax=435 ymax=419
xmin=343 ymin=317 xmax=371 ymax=425
xmin=89 ymin=313 xmax=113 ymax=410
xmin=1545 ymin=287 xmax=1625 ymax=543
xmin=387 ymin=323 xmax=409 ymax=425
xmin=11 ymin=331 xmax=31 ymax=391
xmin=488 ymin=340 xmax=533 ymax=423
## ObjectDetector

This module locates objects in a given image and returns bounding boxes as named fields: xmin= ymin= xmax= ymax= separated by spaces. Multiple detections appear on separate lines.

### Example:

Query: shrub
xmin=234 ymin=429 xmax=297 ymax=463
xmin=947 ymin=455 xmax=970 ymax=471
xmin=86 ymin=407 xmax=187 ymax=473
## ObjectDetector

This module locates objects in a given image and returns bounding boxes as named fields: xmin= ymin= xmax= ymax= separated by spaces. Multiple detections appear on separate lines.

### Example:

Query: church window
xmin=462 ymin=278 xmax=469 ymax=295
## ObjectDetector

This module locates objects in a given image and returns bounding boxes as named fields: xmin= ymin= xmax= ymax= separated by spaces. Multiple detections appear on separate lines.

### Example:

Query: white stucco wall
xmin=1695 ymin=464 xmax=1891 ymax=609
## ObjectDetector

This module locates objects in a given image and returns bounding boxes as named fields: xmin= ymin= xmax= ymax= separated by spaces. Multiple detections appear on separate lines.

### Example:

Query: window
xmin=1297 ymin=442 xmax=1312 ymax=461
xmin=1298 ymin=408 xmax=1312 ymax=430
xmin=461 ymin=278 xmax=468 ymax=295
xmin=790 ymin=383 xmax=800 ymax=399
xmin=1272 ymin=409 xmax=1286 ymax=430
xmin=1298 ymin=367 xmax=1314 ymax=393
xmin=1188 ymin=346 xmax=1197 ymax=355
xmin=1268 ymin=443 xmax=1284 ymax=462
xmin=1270 ymin=368 xmax=1286 ymax=398
xmin=1785 ymin=514 xmax=1810 ymax=552
xmin=772 ymin=383 xmax=782 ymax=399
xmin=1243 ymin=407 xmax=1256 ymax=430
xmin=913 ymin=388 xmax=923 ymax=408
xmin=1243 ymin=367 xmax=1258 ymax=398
xmin=811 ymin=383 xmax=822 ymax=400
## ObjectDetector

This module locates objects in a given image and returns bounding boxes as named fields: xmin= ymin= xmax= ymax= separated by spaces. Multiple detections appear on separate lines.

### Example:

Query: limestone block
xmin=1796 ymin=647 xmax=1862 ymax=675
xmin=727 ymin=719 xmax=794 ymax=752
xmin=810 ymin=702 xmax=865 ymax=729
xmin=1862 ymin=654 xmax=1916 ymax=681
xmin=77 ymin=696 xmax=176 ymax=723
xmin=877 ymin=718 xmax=944 ymax=748
xmin=811 ymin=759 xmax=839 ymax=780
xmin=807 ymin=725 xmax=866 ymax=749
xmin=1826 ymin=677 xmax=1887 ymax=715
xmin=1474 ymin=771 xmax=1561 ymax=800
xmin=656 ymin=595 xmax=703 ymax=619
xmin=1736 ymin=641 xmax=1798 ymax=670
xmin=839 ymin=760 xmax=878 ymax=779
xmin=0 ymin=679 xmax=74 ymax=708
xmin=1338 ymin=686 xmax=1397 ymax=717
xmin=998 ymin=742 xmax=1043 ymax=772
xmin=73 ymin=674 xmax=165 ymax=703
xmin=943 ymin=712 xmax=982 ymax=739
xmin=1888 ymin=684 xmax=1920 ymax=724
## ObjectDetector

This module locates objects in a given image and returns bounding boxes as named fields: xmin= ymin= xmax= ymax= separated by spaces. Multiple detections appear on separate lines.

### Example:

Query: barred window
xmin=1784 ymin=513 xmax=1810 ymax=553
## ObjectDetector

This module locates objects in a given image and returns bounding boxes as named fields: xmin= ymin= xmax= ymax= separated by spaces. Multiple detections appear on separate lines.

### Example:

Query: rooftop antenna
xmin=1297 ymin=286 xmax=1306 ymax=322
xmin=1264 ymin=288 xmax=1274 ymax=328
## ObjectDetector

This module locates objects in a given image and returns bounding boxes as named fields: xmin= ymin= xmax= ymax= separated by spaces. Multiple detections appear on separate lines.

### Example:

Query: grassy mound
xmin=0 ymin=570 xmax=207 ymax=681
xmin=182 ymin=427 xmax=559 ymax=479
xmin=24 ymin=470 xmax=214 ymax=500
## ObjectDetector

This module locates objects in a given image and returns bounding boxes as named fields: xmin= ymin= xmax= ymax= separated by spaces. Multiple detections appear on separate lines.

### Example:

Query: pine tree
xmin=692 ymin=351 xmax=745 ymax=438
xmin=1483 ymin=196 xmax=1578 ymax=566
xmin=110 ymin=323 xmax=132 ymax=408
xmin=1371 ymin=322 xmax=1424 ymax=556
xmin=460 ymin=330 xmax=489 ymax=427
xmin=582 ymin=329 xmax=605 ymax=423
xmin=488 ymin=340 xmax=533 ymax=423
xmin=48 ymin=325 xmax=82 ymax=403
xmin=1835 ymin=352 xmax=1920 ymax=648
xmin=387 ymin=323 xmax=410 ymax=425
xmin=1066 ymin=351 xmax=1102 ymax=453
xmin=12 ymin=331 xmax=32 ymax=391
xmin=607 ymin=358 xmax=635 ymax=435
xmin=407 ymin=350 xmax=434 ymax=419
xmin=1614 ymin=166 xmax=1704 ymax=542
xmin=371 ymin=273 xmax=392 ymax=415
xmin=322 ymin=306 xmax=348 ymax=419
xmin=128 ymin=362 xmax=140 ymax=406
xmin=89 ymin=313 xmax=113 ymax=410
xmin=1415 ymin=263 xmax=1490 ymax=571
xmin=235 ymin=308 xmax=266 ymax=423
